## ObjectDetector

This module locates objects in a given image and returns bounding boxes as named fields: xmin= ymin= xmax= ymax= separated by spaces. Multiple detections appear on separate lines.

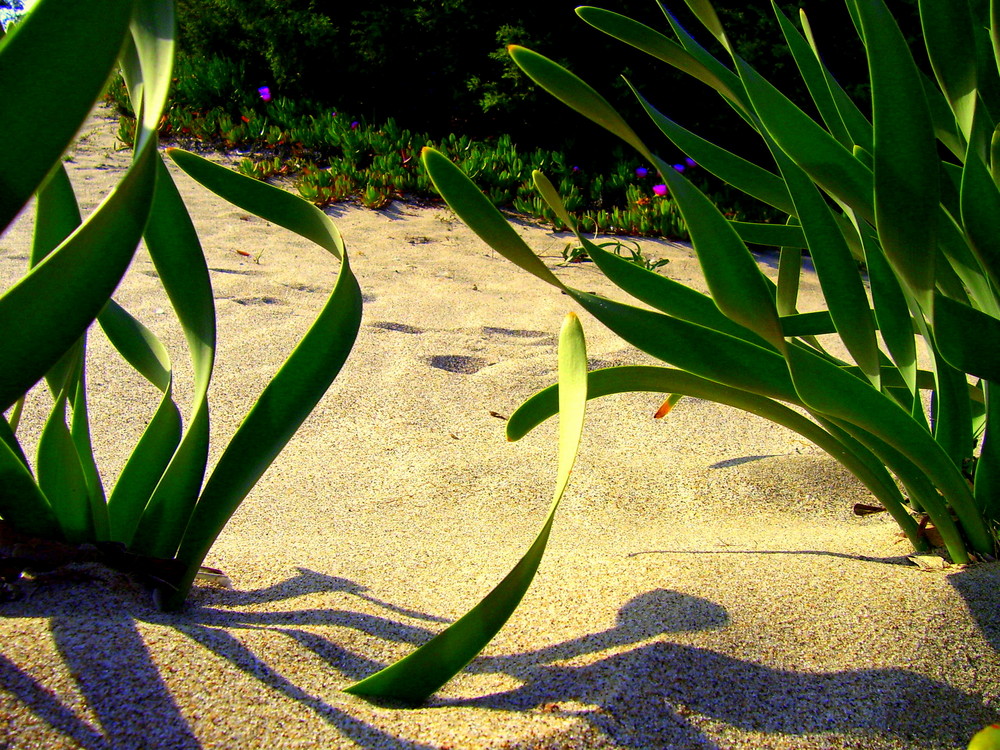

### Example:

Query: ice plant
xmin=257 ymin=85 xmax=271 ymax=102
xmin=350 ymin=0 xmax=1000 ymax=701
xmin=635 ymin=166 xmax=649 ymax=177
xmin=653 ymin=184 xmax=668 ymax=196
xmin=0 ymin=0 xmax=362 ymax=610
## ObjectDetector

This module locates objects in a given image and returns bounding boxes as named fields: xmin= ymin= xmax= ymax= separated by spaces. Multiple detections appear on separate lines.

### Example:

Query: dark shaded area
xmin=172 ymin=1 xmax=922 ymax=172
xmin=426 ymin=355 xmax=490 ymax=374
xmin=370 ymin=321 xmax=424 ymax=335
xmin=0 ymin=568 xmax=994 ymax=748
xmin=710 ymin=454 xmax=778 ymax=469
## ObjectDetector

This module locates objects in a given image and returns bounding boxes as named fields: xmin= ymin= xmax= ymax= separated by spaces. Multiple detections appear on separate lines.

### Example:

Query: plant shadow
xmin=1 ymin=563 xmax=996 ymax=749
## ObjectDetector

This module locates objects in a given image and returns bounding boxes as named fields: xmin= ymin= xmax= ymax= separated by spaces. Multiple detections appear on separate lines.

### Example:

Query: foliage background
xmin=174 ymin=1 xmax=918 ymax=168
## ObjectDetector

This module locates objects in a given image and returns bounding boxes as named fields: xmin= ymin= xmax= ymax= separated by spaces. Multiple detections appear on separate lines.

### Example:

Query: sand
xmin=0 ymin=107 xmax=997 ymax=749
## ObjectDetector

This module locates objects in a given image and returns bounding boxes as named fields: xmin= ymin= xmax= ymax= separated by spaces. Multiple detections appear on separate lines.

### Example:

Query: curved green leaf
xmin=507 ymin=45 xmax=654 ymax=162
xmin=158 ymin=149 xmax=363 ymax=609
xmin=346 ymin=312 xmax=589 ymax=703
xmin=0 ymin=0 xmax=136 ymax=231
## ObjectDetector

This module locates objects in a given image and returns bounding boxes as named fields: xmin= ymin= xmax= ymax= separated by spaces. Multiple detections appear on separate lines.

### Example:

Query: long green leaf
xmin=157 ymin=149 xmax=363 ymax=609
xmin=652 ymin=155 xmax=786 ymax=350
xmin=507 ymin=45 xmax=654 ymax=163
xmin=920 ymin=0 xmax=978 ymax=143
xmin=856 ymin=0 xmax=940 ymax=307
xmin=772 ymin=1 xmax=853 ymax=149
xmin=627 ymin=83 xmax=794 ymax=214
xmin=934 ymin=293 xmax=1000 ymax=382
xmin=785 ymin=344 xmax=991 ymax=557
xmin=113 ymin=156 xmax=214 ymax=550
xmin=0 ymin=0 xmax=136 ymax=231
xmin=576 ymin=7 xmax=749 ymax=112
xmin=346 ymin=312 xmax=589 ymax=703
xmin=769 ymin=147 xmax=880 ymax=386
xmin=734 ymin=55 xmax=875 ymax=223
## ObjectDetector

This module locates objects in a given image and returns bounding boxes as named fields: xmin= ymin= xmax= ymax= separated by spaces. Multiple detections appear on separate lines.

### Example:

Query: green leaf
xmin=37 ymin=390 xmax=93 ymax=543
xmin=919 ymin=0 xmax=978 ymax=142
xmin=0 ymin=134 xmax=159 ymax=413
xmin=0 ymin=0 xmax=136 ymax=231
xmin=772 ymin=1 xmax=853 ymax=149
xmin=422 ymin=149 xmax=564 ymax=287
xmin=113 ymin=156 xmax=214 ymax=550
xmin=507 ymin=46 xmax=653 ymax=163
xmin=960 ymin=149 xmax=1000 ymax=291
xmin=579 ymin=236 xmax=774 ymax=348
xmin=734 ymin=56 xmax=875 ymax=223
xmin=158 ymin=149 xmax=363 ymax=609
xmin=0 ymin=424 xmax=60 ymax=538
xmin=652 ymin=155 xmax=786 ymax=351
xmin=769 ymin=147 xmax=880 ymax=386
xmin=732 ymin=221 xmax=806 ymax=249
xmin=346 ymin=312 xmax=589 ymax=703
xmin=576 ymin=7 xmax=749 ymax=111
xmin=785 ymin=344 xmax=991 ymax=557
xmin=934 ymin=293 xmax=1000 ymax=382
xmin=856 ymin=0 xmax=940 ymax=307
xmin=627 ymin=83 xmax=793 ymax=214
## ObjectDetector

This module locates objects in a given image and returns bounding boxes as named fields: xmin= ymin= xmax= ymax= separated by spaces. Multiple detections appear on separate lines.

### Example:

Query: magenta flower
xmin=685 ymin=157 xmax=697 ymax=168
xmin=653 ymin=184 xmax=668 ymax=197
xmin=635 ymin=166 xmax=649 ymax=178
xmin=351 ymin=121 xmax=360 ymax=130
xmin=672 ymin=163 xmax=686 ymax=173
xmin=258 ymin=86 xmax=272 ymax=103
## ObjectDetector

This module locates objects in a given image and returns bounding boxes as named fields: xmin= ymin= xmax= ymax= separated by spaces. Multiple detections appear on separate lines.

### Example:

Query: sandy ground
xmin=0 ymin=108 xmax=998 ymax=749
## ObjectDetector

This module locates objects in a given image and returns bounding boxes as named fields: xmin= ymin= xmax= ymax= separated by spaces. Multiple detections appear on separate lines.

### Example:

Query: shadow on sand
xmin=0 ymin=562 xmax=996 ymax=748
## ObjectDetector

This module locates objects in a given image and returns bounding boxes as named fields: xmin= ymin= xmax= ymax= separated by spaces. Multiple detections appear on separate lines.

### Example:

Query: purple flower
xmin=258 ymin=86 xmax=272 ymax=103
xmin=635 ymin=166 xmax=649 ymax=178
xmin=653 ymin=184 xmax=668 ymax=197
xmin=350 ymin=121 xmax=360 ymax=130
xmin=672 ymin=163 xmax=686 ymax=173
xmin=684 ymin=157 xmax=697 ymax=169
xmin=572 ymin=165 xmax=580 ymax=173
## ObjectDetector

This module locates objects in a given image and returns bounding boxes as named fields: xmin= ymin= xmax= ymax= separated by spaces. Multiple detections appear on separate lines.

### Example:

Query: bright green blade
xmin=856 ymin=0 xmax=939 ymax=308
xmin=0 ymin=138 xmax=158 ymax=412
xmin=423 ymin=146 xmax=796 ymax=402
xmin=157 ymin=149 xmax=363 ymax=609
xmin=346 ymin=312 xmax=589 ymax=703
xmin=0 ymin=0 xmax=136 ymax=231
xmin=769 ymin=147 xmax=880 ymax=386
xmin=36 ymin=389 xmax=93 ymax=543
xmin=507 ymin=45 xmax=654 ymax=163
xmin=112 ymin=156 xmax=214 ymax=550
xmin=531 ymin=170 xmax=772 ymax=347
xmin=422 ymin=148 xmax=565 ymax=288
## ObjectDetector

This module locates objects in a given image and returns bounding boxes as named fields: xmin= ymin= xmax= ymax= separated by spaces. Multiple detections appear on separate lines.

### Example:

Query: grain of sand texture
xmin=1 ymin=108 xmax=999 ymax=749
